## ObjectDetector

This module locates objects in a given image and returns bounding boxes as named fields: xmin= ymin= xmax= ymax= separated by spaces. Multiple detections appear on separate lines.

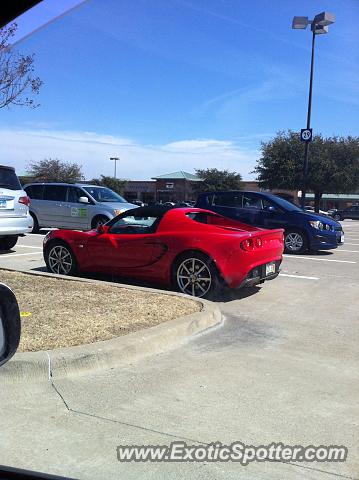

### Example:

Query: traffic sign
xmin=300 ymin=128 xmax=313 ymax=142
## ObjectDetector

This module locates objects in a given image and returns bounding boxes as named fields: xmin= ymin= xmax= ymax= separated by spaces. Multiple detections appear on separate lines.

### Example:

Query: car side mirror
xmin=96 ymin=224 xmax=109 ymax=234
xmin=263 ymin=205 xmax=277 ymax=213
xmin=79 ymin=196 xmax=89 ymax=204
xmin=0 ymin=284 xmax=21 ymax=368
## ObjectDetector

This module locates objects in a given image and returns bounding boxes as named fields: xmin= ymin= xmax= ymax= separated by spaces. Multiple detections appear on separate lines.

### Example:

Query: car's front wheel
xmin=172 ymin=252 xmax=221 ymax=299
xmin=333 ymin=213 xmax=342 ymax=221
xmin=91 ymin=215 xmax=109 ymax=230
xmin=0 ymin=236 xmax=18 ymax=251
xmin=284 ymin=230 xmax=308 ymax=254
xmin=45 ymin=241 xmax=78 ymax=276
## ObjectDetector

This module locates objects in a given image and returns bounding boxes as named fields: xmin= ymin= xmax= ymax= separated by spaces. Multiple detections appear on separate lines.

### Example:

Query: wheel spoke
xmin=177 ymin=257 xmax=212 ymax=298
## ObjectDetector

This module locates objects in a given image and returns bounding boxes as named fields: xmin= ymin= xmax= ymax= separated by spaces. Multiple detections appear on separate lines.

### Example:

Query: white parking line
xmin=336 ymin=249 xmax=359 ymax=253
xmin=0 ymin=252 xmax=43 ymax=258
xmin=345 ymin=243 xmax=359 ymax=246
xmin=16 ymin=245 xmax=42 ymax=249
xmin=280 ymin=273 xmax=319 ymax=280
xmin=283 ymin=255 xmax=356 ymax=264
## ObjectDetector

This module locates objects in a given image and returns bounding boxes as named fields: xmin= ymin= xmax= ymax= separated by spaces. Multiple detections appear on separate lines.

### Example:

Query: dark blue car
xmin=195 ymin=191 xmax=345 ymax=254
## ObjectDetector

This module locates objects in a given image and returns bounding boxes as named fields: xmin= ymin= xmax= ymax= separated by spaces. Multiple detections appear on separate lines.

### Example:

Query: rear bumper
xmin=0 ymin=214 xmax=33 ymax=238
xmin=238 ymin=260 xmax=282 ymax=288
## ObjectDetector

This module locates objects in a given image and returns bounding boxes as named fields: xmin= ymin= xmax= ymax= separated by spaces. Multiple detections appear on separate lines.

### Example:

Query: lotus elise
xmin=43 ymin=207 xmax=284 ymax=298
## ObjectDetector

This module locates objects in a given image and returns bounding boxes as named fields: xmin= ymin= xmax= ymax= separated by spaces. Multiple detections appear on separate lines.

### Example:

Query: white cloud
xmin=0 ymin=128 xmax=259 ymax=180
xmin=163 ymin=139 xmax=233 ymax=152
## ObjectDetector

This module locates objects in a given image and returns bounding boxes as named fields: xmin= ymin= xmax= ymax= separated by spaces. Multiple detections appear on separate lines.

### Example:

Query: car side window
xmin=67 ymin=187 xmax=85 ymax=203
xmin=242 ymin=193 xmax=262 ymax=209
xmin=109 ymin=215 xmax=160 ymax=234
xmin=43 ymin=186 xmax=67 ymax=202
xmin=25 ymin=184 xmax=44 ymax=199
xmin=212 ymin=193 xmax=242 ymax=207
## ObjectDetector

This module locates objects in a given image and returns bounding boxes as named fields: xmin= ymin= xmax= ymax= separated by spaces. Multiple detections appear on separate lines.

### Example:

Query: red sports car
xmin=43 ymin=207 xmax=284 ymax=298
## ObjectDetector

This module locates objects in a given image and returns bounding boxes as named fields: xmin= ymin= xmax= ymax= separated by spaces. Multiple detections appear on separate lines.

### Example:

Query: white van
xmin=0 ymin=165 xmax=33 ymax=250
xmin=24 ymin=183 xmax=136 ymax=232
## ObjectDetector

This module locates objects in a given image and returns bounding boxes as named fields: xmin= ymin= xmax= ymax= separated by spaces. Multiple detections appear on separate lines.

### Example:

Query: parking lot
xmin=1 ymin=220 xmax=358 ymax=283
xmin=1 ymin=220 xmax=359 ymax=479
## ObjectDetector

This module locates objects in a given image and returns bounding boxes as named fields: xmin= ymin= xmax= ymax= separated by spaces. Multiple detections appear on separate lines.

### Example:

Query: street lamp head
xmin=292 ymin=16 xmax=309 ymax=29
xmin=314 ymin=11 xmax=335 ymax=27
xmin=311 ymin=23 xmax=329 ymax=35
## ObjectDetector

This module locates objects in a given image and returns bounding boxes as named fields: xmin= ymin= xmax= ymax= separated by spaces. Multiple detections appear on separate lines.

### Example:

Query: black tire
xmin=44 ymin=240 xmax=78 ymax=276
xmin=333 ymin=214 xmax=342 ymax=221
xmin=0 ymin=236 xmax=18 ymax=251
xmin=284 ymin=229 xmax=308 ymax=254
xmin=91 ymin=215 xmax=109 ymax=230
xmin=30 ymin=213 xmax=40 ymax=233
xmin=172 ymin=251 xmax=221 ymax=299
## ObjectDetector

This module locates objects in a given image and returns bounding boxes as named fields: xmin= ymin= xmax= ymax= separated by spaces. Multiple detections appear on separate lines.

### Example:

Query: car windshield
xmin=270 ymin=195 xmax=303 ymax=212
xmin=82 ymin=186 xmax=126 ymax=203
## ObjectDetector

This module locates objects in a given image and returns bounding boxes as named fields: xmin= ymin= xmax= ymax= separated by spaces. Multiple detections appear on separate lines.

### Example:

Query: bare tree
xmin=0 ymin=23 xmax=42 ymax=109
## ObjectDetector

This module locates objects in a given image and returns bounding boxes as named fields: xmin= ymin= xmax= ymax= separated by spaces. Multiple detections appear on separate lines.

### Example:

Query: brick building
xmin=124 ymin=171 xmax=202 ymax=203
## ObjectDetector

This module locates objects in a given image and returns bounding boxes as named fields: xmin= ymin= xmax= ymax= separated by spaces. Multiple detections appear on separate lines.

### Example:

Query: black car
xmin=195 ymin=190 xmax=344 ymax=254
xmin=331 ymin=206 xmax=359 ymax=221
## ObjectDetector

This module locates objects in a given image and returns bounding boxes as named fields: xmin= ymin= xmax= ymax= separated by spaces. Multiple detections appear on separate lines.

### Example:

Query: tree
xmin=0 ymin=23 xmax=42 ymax=109
xmin=28 ymin=159 xmax=84 ymax=183
xmin=254 ymin=131 xmax=359 ymax=211
xmin=90 ymin=175 xmax=127 ymax=195
xmin=192 ymin=168 xmax=243 ymax=194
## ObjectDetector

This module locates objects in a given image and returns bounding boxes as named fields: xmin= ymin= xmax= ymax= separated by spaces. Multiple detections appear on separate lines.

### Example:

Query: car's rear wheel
xmin=30 ymin=213 xmax=40 ymax=233
xmin=0 ymin=236 xmax=18 ymax=251
xmin=45 ymin=241 xmax=77 ymax=276
xmin=333 ymin=213 xmax=342 ymax=221
xmin=284 ymin=230 xmax=308 ymax=254
xmin=173 ymin=252 xmax=221 ymax=299
xmin=92 ymin=215 xmax=109 ymax=230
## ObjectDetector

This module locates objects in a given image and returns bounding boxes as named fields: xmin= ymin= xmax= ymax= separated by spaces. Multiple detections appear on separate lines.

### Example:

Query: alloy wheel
xmin=48 ymin=245 xmax=73 ymax=275
xmin=285 ymin=232 xmax=304 ymax=252
xmin=176 ymin=257 xmax=212 ymax=297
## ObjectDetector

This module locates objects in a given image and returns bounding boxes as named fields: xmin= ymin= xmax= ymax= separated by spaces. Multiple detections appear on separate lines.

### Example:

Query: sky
xmin=1 ymin=0 xmax=358 ymax=180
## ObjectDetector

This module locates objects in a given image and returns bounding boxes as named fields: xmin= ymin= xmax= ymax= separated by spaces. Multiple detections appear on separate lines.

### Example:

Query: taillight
xmin=18 ymin=196 xmax=30 ymax=206
xmin=241 ymin=237 xmax=263 ymax=251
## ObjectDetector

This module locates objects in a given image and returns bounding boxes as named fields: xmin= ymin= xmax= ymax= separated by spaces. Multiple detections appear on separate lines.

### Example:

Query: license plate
xmin=265 ymin=262 xmax=276 ymax=276
xmin=0 ymin=200 xmax=6 ymax=208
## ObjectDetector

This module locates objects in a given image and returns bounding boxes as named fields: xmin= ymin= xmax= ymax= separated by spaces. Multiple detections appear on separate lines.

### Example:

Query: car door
xmin=41 ymin=185 xmax=68 ymax=227
xmin=256 ymin=198 xmax=288 ymax=229
xmin=87 ymin=213 xmax=165 ymax=274
xmin=239 ymin=193 xmax=264 ymax=225
xmin=62 ymin=186 xmax=92 ymax=230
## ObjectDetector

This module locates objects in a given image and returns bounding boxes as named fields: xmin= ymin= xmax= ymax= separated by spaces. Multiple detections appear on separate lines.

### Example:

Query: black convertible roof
xmin=126 ymin=206 xmax=172 ymax=217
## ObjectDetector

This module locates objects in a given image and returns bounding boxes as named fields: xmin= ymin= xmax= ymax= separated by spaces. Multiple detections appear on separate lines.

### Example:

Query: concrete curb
xmin=0 ymin=269 xmax=222 ymax=382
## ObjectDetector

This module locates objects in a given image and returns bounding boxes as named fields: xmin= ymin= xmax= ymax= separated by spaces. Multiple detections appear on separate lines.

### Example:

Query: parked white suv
xmin=0 ymin=165 xmax=33 ymax=250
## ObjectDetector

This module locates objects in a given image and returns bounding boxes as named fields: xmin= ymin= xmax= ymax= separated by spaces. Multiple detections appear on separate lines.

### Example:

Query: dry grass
xmin=0 ymin=270 xmax=200 ymax=352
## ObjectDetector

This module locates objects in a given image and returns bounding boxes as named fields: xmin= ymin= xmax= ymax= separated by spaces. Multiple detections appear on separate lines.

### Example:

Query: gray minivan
xmin=24 ymin=183 xmax=136 ymax=232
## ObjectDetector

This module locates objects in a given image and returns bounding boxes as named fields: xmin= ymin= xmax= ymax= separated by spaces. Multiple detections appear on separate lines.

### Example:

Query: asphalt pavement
xmin=1 ymin=220 xmax=358 ymax=480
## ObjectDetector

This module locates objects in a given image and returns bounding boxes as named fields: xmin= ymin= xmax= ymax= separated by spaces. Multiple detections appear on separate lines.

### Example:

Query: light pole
xmin=110 ymin=157 xmax=120 ymax=179
xmin=292 ymin=12 xmax=335 ymax=209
